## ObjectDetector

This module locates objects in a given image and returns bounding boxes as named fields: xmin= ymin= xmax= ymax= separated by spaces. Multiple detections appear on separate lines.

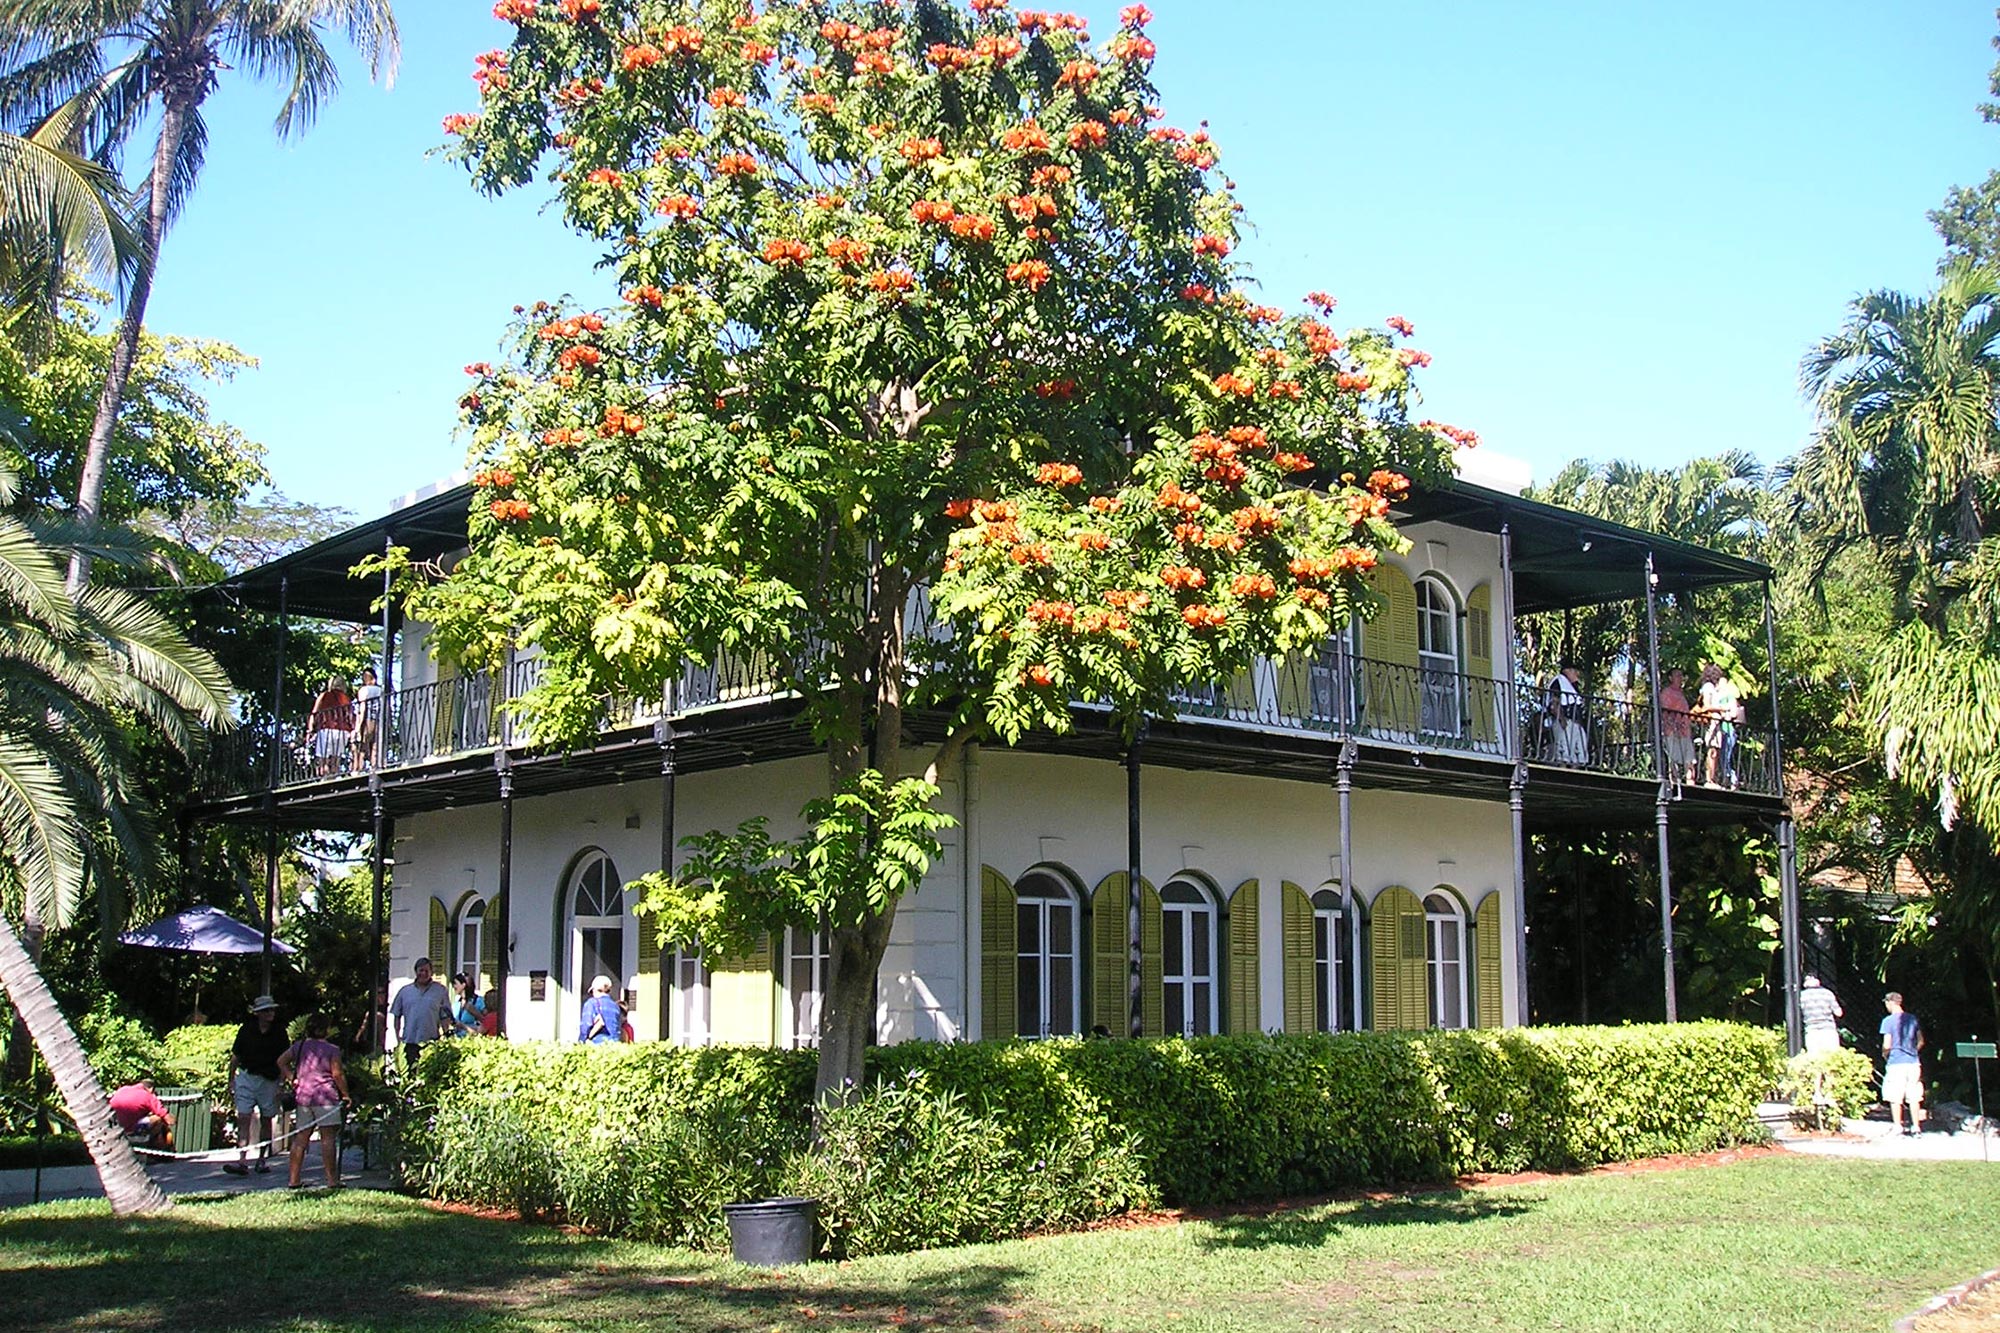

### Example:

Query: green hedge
xmin=405 ymin=1022 xmax=1779 ymax=1255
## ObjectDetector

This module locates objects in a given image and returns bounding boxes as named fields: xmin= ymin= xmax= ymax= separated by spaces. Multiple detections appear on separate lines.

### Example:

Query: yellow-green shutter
xmin=1364 ymin=564 xmax=1420 ymax=733
xmin=428 ymin=897 xmax=448 ymax=972
xmin=1281 ymin=881 xmax=1314 ymax=1033
xmin=1091 ymin=871 xmax=1129 ymax=1033
xmin=1467 ymin=583 xmax=1496 ymax=743
xmin=1475 ymin=891 xmax=1504 ymax=1029
xmin=981 ymin=866 xmax=1017 ymax=1041
xmin=1370 ymin=886 xmax=1426 ymax=1030
xmin=1226 ymin=879 xmax=1260 ymax=1034
xmin=1224 ymin=667 xmax=1258 ymax=716
xmin=1140 ymin=878 xmax=1164 ymax=1038
xmin=709 ymin=934 xmax=775 ymax=1045
xmin=632 ymin=910 xmax=662 ymax=1042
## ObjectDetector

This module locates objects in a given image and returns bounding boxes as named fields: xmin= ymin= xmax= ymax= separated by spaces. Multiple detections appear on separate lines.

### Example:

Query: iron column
xmin=1127 ymin=725 xmax=1144 ymax=1039
xmin=495 ymin=750 xmax=514 ymax=1038
xmin=1337 ymin=738 xmax=1358 ymax=1030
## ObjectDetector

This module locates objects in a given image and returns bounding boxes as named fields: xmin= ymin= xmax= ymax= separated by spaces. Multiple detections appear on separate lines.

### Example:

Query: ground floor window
xmin=1312 ymin=888 xmax=1348 ymax=1032
xmin=455 ymin=895 xmax=485 ymax=991
xmin=669 ymin=947 xmax=710 ymax=1046
xmin=565 ymin=850 xmax=625 ymax=1013
xmin=1161 ymin=878 xmax=1218 ymax=1037
xmin=1425 ymin=892 xmax=1467 ymax=1029
xmin=784 ymin=926 xmax=829 ymax=1049
xmin=1015 ymin=871 xmax=1079 ymax=1038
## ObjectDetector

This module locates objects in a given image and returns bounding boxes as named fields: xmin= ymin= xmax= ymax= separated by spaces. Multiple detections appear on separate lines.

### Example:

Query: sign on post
xmin=1956 ymin=1041 xmax=1997 ymax=1060
xmin=1958 ymin=1038 xmax=1993 ymax=1162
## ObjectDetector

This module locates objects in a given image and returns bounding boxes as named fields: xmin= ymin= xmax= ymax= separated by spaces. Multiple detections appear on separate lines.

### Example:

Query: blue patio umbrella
xmin=118 ymin=905 xmax=296 ymax=955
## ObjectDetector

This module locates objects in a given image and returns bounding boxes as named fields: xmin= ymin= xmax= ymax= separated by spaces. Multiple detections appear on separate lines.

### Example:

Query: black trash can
xmin=722 ymin=1197 xmax=818 ymax=1266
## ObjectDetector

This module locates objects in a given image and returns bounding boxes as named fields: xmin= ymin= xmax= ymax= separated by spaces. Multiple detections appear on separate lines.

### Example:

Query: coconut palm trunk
xmin=0 ymin=915 xmax=168 ymax=1214
xmin=67 ymin=96 xmax=188 ymax=593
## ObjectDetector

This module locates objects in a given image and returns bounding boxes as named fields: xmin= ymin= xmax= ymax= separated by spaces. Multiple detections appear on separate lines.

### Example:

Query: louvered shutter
xmin=1467 ymin=583 xmax=1496 ymax=743
xmin=1281 ymin=881 xmax=1314 ymax=1033
xmin=1370 ymin=886 xmax=1425 ymax=1030
xmin=631 ymin=910 xmax=662 ymax=1041
xmin=1091 ymin=872 xmax=1129 ymax=1033
xmin=1364 ymin=564 xmax=1420 ymax=733
xmin=709 ymin=934 xmax=775 ymax=1045
xmin=428 ymin=897 xmax=448 ymax=973
xmin=981 ymin=866 xmax=1017 ymax=1040
xmin=1224 ymin=668 xmax=1259 ymax=717
xmin=1226 ymin=879 xmax=1259 ymax=1034
xmin=1475 ymin=891 xmax=1504 ymax=1028
xmin=1139 ymin=878 xmax=1164 ymax=1038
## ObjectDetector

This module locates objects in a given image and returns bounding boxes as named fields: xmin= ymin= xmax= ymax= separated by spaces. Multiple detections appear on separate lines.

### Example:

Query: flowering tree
xmin=406 ymin=0 xmax=1468 ymax=1102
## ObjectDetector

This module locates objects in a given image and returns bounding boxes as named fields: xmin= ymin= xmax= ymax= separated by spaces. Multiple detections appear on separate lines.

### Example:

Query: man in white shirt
xmin=390 ymin=957 xmax=454 ymax=1072
xmin=1548 ymin=664 xmax=1589 ymax=766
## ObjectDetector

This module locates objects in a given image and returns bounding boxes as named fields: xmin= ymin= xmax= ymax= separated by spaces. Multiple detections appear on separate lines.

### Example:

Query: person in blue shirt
xmin=1879 ymin=991 xmax=1925 ymax=1136
xmin=579 ymin=974 xmax=626 ymax=1044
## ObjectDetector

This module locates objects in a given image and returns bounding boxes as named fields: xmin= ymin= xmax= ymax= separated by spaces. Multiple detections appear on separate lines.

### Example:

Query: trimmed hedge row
xmin=405 ymin=1022 xmax=1779 ymax=1253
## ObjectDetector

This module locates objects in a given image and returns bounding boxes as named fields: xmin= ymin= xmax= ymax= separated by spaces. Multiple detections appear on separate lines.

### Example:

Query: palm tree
xmin=0 ymin=0 xmax=399 ymax=588
xmin=0 ymin=461 xmax=234 ymax=1215
xmin=0 ymin=94 xmax=139 ymax=349
xmin=1794 ymin=265 xmax=2000 ymax=839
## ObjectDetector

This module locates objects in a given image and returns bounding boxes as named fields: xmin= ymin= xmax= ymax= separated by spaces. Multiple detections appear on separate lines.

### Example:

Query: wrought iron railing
xmin=204 ymin=633 xmax=1780 ymax=800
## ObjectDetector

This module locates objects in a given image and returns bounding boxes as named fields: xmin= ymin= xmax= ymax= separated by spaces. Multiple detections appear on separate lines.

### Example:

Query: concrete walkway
xmin=0 ymin=1144 xmax=392 ymax=1208
xmin=1772 ymin=1112 xmax=2000 ymax=1163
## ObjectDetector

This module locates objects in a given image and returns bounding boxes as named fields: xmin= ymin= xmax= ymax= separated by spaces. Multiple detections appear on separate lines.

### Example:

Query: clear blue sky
xmin=133 ymin=1 xmax=1998 ymax=521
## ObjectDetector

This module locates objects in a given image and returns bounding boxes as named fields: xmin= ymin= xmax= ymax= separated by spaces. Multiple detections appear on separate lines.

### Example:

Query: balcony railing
xmin=202 ymin=643 xmax=1781 ymax=800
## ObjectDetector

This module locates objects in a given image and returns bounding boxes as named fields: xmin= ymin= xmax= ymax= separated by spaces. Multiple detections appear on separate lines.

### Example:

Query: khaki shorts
xmin=233 ymin=1072 xmax=281 ymax=1118
xmin=1881 ymin=1063 xmax=1924 ymax=1105
xmin=295 ymin=1102 xmax=344 ymax=1132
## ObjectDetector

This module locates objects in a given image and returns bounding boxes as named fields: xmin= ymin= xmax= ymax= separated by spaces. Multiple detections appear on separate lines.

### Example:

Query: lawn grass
xmin=0 ymin=1154 xmax=1991 ymax=1332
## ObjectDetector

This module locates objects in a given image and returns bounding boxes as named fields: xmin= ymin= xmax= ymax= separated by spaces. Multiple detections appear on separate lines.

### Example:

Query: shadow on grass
xmin=1195 ymin=1186 xmax=1537 ymax=1251
xmin=0 ymin=1192 xmax=1029 ymax=1332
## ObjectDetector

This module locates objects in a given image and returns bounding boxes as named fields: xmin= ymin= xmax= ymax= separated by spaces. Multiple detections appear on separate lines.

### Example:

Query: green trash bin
xmin=155 ymin=1087 xmax=210 ymax=1155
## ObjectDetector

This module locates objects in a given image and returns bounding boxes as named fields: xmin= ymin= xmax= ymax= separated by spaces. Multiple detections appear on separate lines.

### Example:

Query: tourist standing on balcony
xmin=351 ymin=667 xmax=383 ymax=771
xmin=307 ymin=675 xmax=354 ymax=777
xmin=1549 ymin=663 xmax=1589 ymax=766
xmin=1696 ymin=664 xmax=1740 ymax=788
xmin=1659 ymin=667 xmax=1696 ymax=790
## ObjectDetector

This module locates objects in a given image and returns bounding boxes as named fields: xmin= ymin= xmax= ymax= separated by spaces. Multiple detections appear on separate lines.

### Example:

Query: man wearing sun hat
xmin=224 ymin=995 xmax=289 ymax=1176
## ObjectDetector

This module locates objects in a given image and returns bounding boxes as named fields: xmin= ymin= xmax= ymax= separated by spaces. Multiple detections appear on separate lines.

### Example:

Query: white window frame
xmin=1160 ymin=878 xmax=1219 ymax=1037
xmin=1424 ymin=892 xmax=1469 ymax=1029
xmin=668 ymin=947 xmax=711 ymax=1047
xmin=1416 ymin=576 xmax=1463 ymax=738
xmin=564 ymin=850 xmax=627 ymax=1037
xmin=1311 ymin=888 xmax=1346 ymax=1033
xmin=783 ymin=925 xmax=830 ymax=1049
xmin=457 ymin=895 xmax=485 ymax=990
xmin=1015 ymin=872 xmax=1081 ymax=1039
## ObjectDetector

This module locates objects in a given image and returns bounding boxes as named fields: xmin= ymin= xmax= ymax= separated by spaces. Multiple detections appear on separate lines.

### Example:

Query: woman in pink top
xmin=277 ymin=1012 xmax=350 ymax=1188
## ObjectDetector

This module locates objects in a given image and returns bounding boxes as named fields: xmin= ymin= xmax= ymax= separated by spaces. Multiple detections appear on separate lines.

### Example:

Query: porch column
xmin=494 ymin=750 xmax=514 ymax=1038
xmin=1126 ymin=725 xmax=1145 ymax=1039
xmin=1656 ymin=790 xmax=1679 ymax=1022
xmin=1779 ymin=815 xmax=1803 ymax=1054
xmin=369 ymin=775 xmax=386 ymax=1054
xmin=1762 ymin=581 xmax=1785 ymax=786
xmin=1336 ymin=738 xmax=1360 ymax=1030
xmin=1498 ymin=520 xmax=1520 ymax=757
xmin=1643 ymin=553 xmax=1665 ymax=782
xmin=260 ymin=578 xmax=288 ymax=996
xmin=378 ymin=535 xmax=397 ymax=768
xmin=260 ymin=804 xmax=279 ymax=997
xmin=1508 ymin=760 xmax=1529 ymax=1025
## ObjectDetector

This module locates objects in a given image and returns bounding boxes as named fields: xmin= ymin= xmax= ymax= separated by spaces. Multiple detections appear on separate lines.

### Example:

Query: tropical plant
xmin=0 ymin=460 xmax=233 ymax=1215
xmin=391 ymin=0 xmax=1468 ymax=1104
xmin=0 ymin=0 xmax=398 ymax=587
xmin=0 ymin=92 xmax=137 ymax=348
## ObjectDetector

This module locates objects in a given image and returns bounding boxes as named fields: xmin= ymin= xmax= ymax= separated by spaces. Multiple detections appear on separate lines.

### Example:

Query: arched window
xmin=669 ymin=947 xmax=710 ymax=1047
xmin=455 ymin=895 xmax=486 ymax=991
xmin=1311 ymin=888 xmax=1348 ymax=1033
xmin=565 ymin=850 xmax=625 ymax=1014
xmin=1015 ymin=871 xmax=1080 ymax=1038
xmin=1161 ymin=878 xmax=1218 ymax=1036
xmin=1425 ymin=892 xmax=1468 ymax=1029
xmin=783 ymin=926 xmax=830 ymax=1049
xmin=1416 ymin=577 xmax=1462 ymax=737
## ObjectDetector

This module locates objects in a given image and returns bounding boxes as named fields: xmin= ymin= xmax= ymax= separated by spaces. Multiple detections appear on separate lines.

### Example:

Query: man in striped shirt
xmin=1800 ymin=975 xmax=1844 ymax=1053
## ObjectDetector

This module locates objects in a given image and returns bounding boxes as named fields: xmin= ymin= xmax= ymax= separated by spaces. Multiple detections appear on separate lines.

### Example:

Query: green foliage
xmin=1776 ymin=1049 xmax=1878 ymax=1126
xmin=73 ymin=997 xmax=163 ymax=1093
xmin=404 ymin=1024 xmax=1779 ymax=1254
xmin=792 ymin=1071 xmax=1153 ymax=1257
xmin=159 ymin=1024 xmax=236 ymax=1109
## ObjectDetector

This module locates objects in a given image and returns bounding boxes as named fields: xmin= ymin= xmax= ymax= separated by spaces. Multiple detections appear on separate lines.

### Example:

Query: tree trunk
xmin=68 ymin=97 xmax=190 ymax=592
xmin=0 ymin=916 xmax=171 ymax=1215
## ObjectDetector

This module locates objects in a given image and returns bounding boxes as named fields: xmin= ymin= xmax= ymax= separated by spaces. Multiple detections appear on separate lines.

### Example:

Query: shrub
xmin=160 ymin=1024 xmax=239 ymax=1108
xmin=1777 ymin=1049 xmax=1877 ymax=1127
xmin=75 ymin=998 xmax=164 ymax=1093
xmin=403 ymin=1023 xmax=1780 ymax=1254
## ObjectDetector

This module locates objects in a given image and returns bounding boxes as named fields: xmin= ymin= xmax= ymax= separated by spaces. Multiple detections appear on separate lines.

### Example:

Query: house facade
xmin=191 ymin=453 xmax=1805 ymax=1050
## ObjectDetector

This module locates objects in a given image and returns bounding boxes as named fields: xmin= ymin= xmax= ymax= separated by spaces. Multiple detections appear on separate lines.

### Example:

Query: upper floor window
xmin=1161 ymin=878 xmax=1218 ymax=1037
xmin=1311 ymin=888 xmax=1348 ymax=1033
xmin=1015 ymin=871 xmax=1080 ymax=1038
xmin=1416 ymin=577 xmax=1462 ymax=736
xmin=1425 ymin=891 xmax=1468 ymax=1029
